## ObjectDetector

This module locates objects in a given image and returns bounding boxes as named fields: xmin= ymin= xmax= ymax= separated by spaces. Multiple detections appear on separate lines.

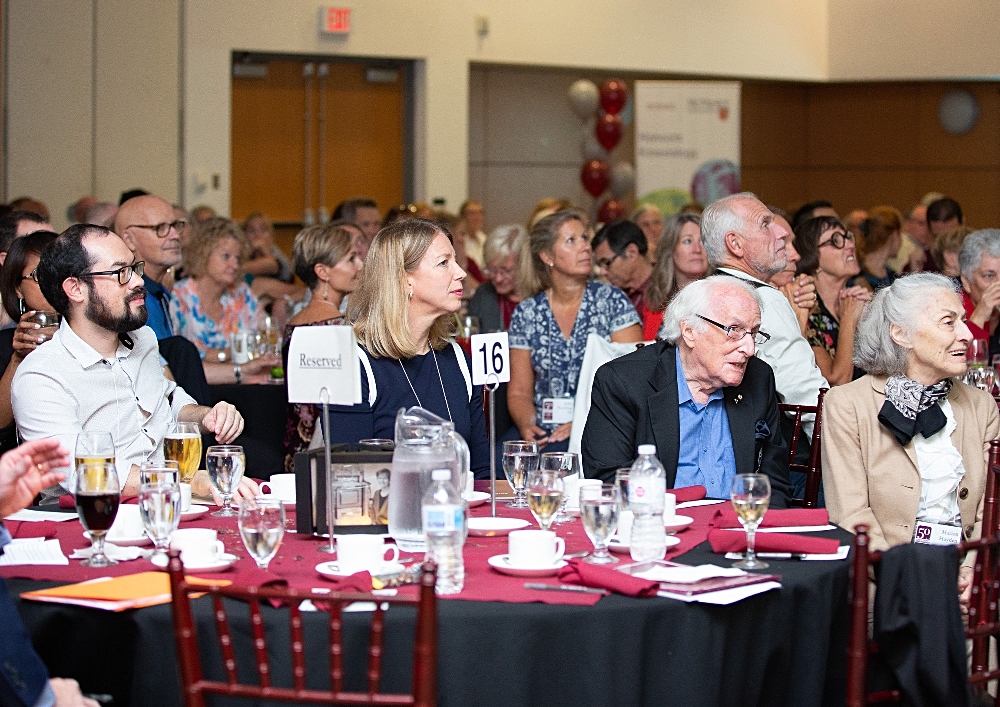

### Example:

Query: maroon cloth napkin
xmin=707 ymin=529 xmax=840 ymax=555
xmin=709 ymin=507 xmax=829 ymax=530
xmin=556 ymin=558 xmax=657 ymax=598
xmin=8 ymin=521 xmax=61 ymax=540
xmin=670 ymin=485 xmax=707 ymax=503
xmin=315 ymin=570 xmax=373 ymax=592
xmin=58 ymin=494 xmax=75 ymax=509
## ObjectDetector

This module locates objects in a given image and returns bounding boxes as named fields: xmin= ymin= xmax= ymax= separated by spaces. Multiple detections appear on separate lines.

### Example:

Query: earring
xmin=408 ymin=290 xmax=413 ymax=299
xmin=18 ymin=298 xmax=25 ymax=315
xmin=322 ymin=280 xmax=329 ymax=301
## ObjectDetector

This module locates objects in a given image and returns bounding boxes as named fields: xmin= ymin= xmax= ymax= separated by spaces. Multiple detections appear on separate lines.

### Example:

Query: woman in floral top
xmin=171 ymin=217 xmax=265 ymax=359
xmin=508 ymin=209 xmax=642 ymax=451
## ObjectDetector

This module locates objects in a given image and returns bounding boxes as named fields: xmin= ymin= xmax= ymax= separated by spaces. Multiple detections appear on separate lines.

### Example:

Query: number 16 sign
xmin=470 ymin=332 xmax=510 ymax=385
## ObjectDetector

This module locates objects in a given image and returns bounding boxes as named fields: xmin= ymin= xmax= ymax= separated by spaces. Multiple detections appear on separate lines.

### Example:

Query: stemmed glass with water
xmin=580 ymin=483 xmax=619 ymax=564
xmin=730 ymin=473 xmax=771 ymax=570
xmin=138 ymin=477 xmax=183 ymax=565
xmin=502 ymin=441 xmax=538 ymax=508
xmin=965 ymin=339 xmax=997 ymax=393
xmin=238 ymin=497 xmax=285 ymax=570
xmin=206 ymin=445 xmax=245 ymax=517
xmin=526 ymin=469 xmax=563 ymax=531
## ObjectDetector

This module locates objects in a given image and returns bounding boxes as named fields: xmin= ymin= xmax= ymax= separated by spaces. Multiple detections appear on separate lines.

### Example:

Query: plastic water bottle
xmin=628 ymin=444 xmax=667 ymax=562
xmin=421 ymin=469 xmax=466 ymax=594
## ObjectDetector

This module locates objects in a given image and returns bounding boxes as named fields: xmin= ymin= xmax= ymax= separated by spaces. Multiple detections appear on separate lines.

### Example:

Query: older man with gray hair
xmin=581 ymin=275 xmax=792 ymax=506
xmin=957 ymin=228 xmax=1000 ymax=344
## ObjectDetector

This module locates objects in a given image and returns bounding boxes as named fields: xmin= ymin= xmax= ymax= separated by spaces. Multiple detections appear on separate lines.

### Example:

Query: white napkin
xmin=633 ymin=564 xmax=746 ymax=584
xmin=71 ymin=542 xmax=144 ymax=562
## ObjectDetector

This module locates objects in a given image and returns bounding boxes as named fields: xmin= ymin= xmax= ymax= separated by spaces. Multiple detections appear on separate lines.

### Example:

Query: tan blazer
xmin=822 ymin=375 xmax=1000 ymax=557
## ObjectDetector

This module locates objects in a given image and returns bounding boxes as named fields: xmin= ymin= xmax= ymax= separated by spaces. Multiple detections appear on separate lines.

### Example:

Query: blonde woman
xmin=643 ymin=213 xmax=709 ymax=339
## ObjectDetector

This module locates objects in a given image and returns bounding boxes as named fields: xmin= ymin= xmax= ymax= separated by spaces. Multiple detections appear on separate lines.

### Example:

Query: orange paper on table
xmin=21 ymin=571 xmax=231 ymax=612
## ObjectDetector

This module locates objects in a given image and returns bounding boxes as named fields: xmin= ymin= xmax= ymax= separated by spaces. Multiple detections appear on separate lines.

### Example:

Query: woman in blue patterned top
xmin=508 ymin=209 xmax=642 ymax=451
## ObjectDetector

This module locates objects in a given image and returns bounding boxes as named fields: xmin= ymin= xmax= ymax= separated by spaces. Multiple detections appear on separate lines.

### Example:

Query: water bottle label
xmin=629 ymin=478 xmax=666 ymax=506
xmin=423 ymin=505 xmax=463 ymax=532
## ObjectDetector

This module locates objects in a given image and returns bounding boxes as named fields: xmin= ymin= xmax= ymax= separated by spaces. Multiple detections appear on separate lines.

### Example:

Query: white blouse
xmin=912 ymin=399 xmax=965 ymax=526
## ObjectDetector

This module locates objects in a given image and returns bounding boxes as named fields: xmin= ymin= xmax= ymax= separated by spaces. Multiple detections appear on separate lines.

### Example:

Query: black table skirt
xmin=209 ymin=383 xmax=288 ymax=479
xmin=10 ymin=528 xmax=851 ymax=707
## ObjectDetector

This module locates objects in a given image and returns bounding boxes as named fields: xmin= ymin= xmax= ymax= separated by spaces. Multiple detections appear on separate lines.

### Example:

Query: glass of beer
xmin=75 ymin=432 xmax=115 ymax=489
xmin=75 ymin=461 xmax=120 ymax=568
xmin=165 ymin=422 xmax=202 ymax=482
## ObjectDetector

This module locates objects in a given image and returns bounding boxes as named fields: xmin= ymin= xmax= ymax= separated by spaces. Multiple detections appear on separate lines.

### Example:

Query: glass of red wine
xmin=75 ymin=461 xmax=121 ymax=567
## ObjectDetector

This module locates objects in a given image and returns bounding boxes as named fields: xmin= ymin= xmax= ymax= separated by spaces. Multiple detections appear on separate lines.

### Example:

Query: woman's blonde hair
xmin=517 ymin=209 xmax=586 ymax=299
xmin=292 ymin=223 xmax=355 ymax=290
xmin=182 ymin=217 xmax=249 ymax=279
xmin=351 ymin=218 xmax=456 ymax=359
xmin=645 ymin=213 xmax=704 ymax=312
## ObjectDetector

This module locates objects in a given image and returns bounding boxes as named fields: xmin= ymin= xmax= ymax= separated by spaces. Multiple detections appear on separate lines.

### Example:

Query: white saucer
xmin=84 ymin=530 xmax=152 ymax=547
xmin=463 ymin=491 xmax=490 ymax=507
xmin=181 ymin=504 xmax=210 ymax=521
xmin=487 ymin=554 xmax=567 ymax=577
xmin=315 ymin=561 xmax=405 ymax=578
xmin=609 ymin=535 xmax=681 ymax=553
xmin=259 ymin=494 xmax=296 ymax=507
xmin=664 ymin=515 xmax=694 ymax=533
xmin=467 ymin=517 xmax=531 ymax=536
xmin=182 ymin=553 xmax=239 ymax=572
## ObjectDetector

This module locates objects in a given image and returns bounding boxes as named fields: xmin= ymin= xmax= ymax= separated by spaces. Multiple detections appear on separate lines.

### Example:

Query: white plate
xmin=315 ymin=561 xmax=405 ymax=578
xmin=664 ymin=515 xmax=694 ymax=533
xmin=182 ymin=553 xmax=239 ymax=572
xmin=84 ymin=530 xmax=152 ymax=547
xmin=180 ymin=504 xmax=210 ymax=521
xmin=463 ymin=491 xmax=490 ymax=507
xmin=259 ymin=494 xmax=296 ymax=507
xmin=467 ymin=517 xmax=531 ymax=536
xmin=609 ymin=535 xmax=681 ymax=553
xmin=487 ymin=554 xmax=568 ymax=577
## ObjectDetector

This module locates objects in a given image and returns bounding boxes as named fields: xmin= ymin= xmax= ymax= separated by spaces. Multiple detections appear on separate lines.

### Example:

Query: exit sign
xmin=320 ymin=7 xmax=351 ymax=34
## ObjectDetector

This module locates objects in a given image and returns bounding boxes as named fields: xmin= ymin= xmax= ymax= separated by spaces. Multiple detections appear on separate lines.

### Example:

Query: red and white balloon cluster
xmin=569 ymin=78 xmax=635 ymax=222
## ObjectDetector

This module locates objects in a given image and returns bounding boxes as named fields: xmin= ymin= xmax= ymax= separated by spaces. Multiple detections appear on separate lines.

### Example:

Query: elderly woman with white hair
xmin=467 ymin=224 xmax=526 ymax=332
xmin=631 ymin=203 xmax=665 ymax=255
xmin=957 ymin=228 xmax=1000 ymax=347
xmin=823 ymin=272 xmax=999 ymax=608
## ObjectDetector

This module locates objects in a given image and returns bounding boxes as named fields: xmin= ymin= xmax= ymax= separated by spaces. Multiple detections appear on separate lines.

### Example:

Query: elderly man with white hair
xmin=581 ymin=275 xmax=793 ymax=506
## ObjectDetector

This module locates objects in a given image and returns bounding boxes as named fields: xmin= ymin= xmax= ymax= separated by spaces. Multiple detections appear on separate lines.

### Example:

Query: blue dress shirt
xmin=674 ymin=351 xmax=738 ymax=499
xmin=143 ymin=275 xmax=174 ymax=340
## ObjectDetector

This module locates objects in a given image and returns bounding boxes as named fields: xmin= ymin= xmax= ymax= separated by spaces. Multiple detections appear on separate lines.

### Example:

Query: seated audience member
xmin=644 ymin=213 xmax=709 ymax=339
xmin=323 ymin=218 xmax=490 ymax=476
xmin=630 ymin=203 xmax=665 ymax=255
xmin=0 ymin=211 xmax=54 ymax=264
xmin=7 ymin=197 xmax=49 ymax=222
xmin=932 ymin=226 xmax=972 ymax=283
xmin=791 ymin=199 xmax=838 ymax=232
xmin=242 ymin=212 xmax=294 ymax=283
xmin=508 ymin=210 xmax=642 ymax=452
xmin=794 ymin=216 xmax=871 ymax=385
xmin=0 ymin=232 xmax=57 ymax=454
xmin=68 ymin=197 xmax=96 ymax=224
xmin=843 ymin=208 xmax=868 ymax=237
xmin=593 ymin=219 xmax=655 ymax=327
xmin=82 ymin=201 xmax=117 ymax=228
xmin=823 ymin=273 xmax=998 ymax=609
xmin=889 ymin=203 xmax=930 ymax=273
xmin=0 ymin=438 xmax=101 ymax=707
xmin=927 ymin=196 xmax=964 ymax=239
xmin=332 ymin=197 xmax=381 ymax=256
xmin=765 ymin=208 xmax=817 ymax=337
xmin=434 ymin=211 xmax=483 ymax=289
xmin=467 ymin=224 xmax=526 ymax=332
xmin=854 ymin=206 xmax=902 ymax=290
xmin=11 ymin=225 xmax=254 ymax=503
xmin=581 ymin=276 xmax=792 ymax=505
xmin=957 ymin=228 xmax=1000 ymax=346
xmin=282 ymin=223 xmax=362 ymax=469
xmin=190 ymin=204 xmax=216 ymax=225
xmin=526 ymin=197 xmax=574 ymax=230
xmin=459 ymin=200 xmax=487 ymax=271
xmin=170 ymin=217 xmax=267 ymax=360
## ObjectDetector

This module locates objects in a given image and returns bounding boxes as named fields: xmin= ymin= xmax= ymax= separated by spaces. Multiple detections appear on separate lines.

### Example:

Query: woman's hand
xmin=546 ymin=422 xmax=572 ymax=444
xmin=12 ymin=311 xmax=56 ymax=359
xmin=959 ymin=564 xmax=974 ymax=615
xmin=969 ymin=281 xmax=1000 ymax=330
xmin=518 ymin=424 xmax=550 ymax=447
xmin=789 ymin=274 xmax=818 ymax=311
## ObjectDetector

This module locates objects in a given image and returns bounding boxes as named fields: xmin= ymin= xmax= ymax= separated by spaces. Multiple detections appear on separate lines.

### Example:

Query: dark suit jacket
xmin=581 ymin=341 xmax=793 ymax=508
xmin=0 ymin=577 xmax=48 ymax=707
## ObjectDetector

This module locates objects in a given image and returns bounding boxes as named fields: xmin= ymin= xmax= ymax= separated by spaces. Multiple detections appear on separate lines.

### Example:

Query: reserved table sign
xmin=286 ymin=325 xmax=361 ymax=405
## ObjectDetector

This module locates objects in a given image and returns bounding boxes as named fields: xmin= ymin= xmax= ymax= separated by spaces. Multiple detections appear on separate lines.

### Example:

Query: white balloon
xmin=609 ymin=162 xmax=635 ymax=199
xmin=938 ymin=88 xmax=979 ymax=135
xmin=569 ymin=80 xmax=599 ymax=119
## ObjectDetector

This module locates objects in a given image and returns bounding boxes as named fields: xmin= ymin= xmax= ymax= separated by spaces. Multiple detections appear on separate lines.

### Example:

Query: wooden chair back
xmin=779 ymin=387 xmax=828 ymax=508
xmin=169 ymin=554 xmax=437 ymax=707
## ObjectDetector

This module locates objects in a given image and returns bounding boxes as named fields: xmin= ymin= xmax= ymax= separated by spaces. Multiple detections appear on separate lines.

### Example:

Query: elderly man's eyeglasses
xmin=130 ymin=220 xmax=186 ymax=238
xmin=696 ymin=314 xmax=770 ymax=345
xmin=78 ymin=261 xmax=145 ymax=285
xmin=818 ymin=230 xmax=855 ymax=249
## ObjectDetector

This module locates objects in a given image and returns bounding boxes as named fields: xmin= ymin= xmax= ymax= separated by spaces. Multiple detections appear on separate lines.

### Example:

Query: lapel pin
xmin=735 ymin=394 xmax=742 ymax=405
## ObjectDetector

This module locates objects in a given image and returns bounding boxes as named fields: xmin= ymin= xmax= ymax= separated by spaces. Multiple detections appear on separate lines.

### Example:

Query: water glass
xmin=540 ymin=452 xmax=581 ymax=523
xmin=25 ymin=310 xmax=61 ymax=342
xmin=968 ymin=338 xmax=990 ymax=365
xmin=526 ymin=469 xmax=563 ymax=531
xmin=502 ymin=441 xmax=538 ymax=508
xmin=614 ymin=468 xmax=631 ymax=512
xmin=206 ymin=445 xmax=246 ymax=517
xmin=730 ymin=473 xmax=771 ymax=570
xmin=139 ymin=460 xmax=179 ymax=487
xmin=238 ymin=497 xmax=286 ymax=570
xmin=164 ymin=422 xmax=202 ymax=482
xmin=138 ymin=481 xmax=182 ymax=564
xmin=580 ymin=483 xmax=619 ymax=564
xmin=75 ymin=461 xmax=120 ymax=568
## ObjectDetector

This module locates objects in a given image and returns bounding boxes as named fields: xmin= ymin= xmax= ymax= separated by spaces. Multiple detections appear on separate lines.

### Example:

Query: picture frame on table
xmin=294 ymin=447 xmax=392 ymax=537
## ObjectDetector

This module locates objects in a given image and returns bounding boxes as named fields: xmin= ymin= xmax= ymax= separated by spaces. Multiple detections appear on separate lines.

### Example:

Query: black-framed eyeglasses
xmin=818 ymin=230 xmax=855 ymax=249
xmin=595 ymin=250 xmax=623 ymax=270
xmin=129 ymin=220 xmax=186 ymax=238
xmin=78 ymin=261 xmax=145 ymax=286
xmin=696 ymin=314 xmax=770 ymax=345
xmin=20 ymin=268 xmax=38 ymax=283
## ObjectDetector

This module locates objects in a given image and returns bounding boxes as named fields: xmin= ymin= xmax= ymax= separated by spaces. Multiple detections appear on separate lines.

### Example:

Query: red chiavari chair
xmin=779 ymin=387 xmax=828 ymax=508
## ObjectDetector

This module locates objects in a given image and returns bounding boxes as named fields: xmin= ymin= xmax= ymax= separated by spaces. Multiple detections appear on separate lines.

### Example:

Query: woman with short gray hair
xmin=824 ymin=272 xmax=999 ymax=612
xmin=957 ymin=228 xmax=1000 ymax=346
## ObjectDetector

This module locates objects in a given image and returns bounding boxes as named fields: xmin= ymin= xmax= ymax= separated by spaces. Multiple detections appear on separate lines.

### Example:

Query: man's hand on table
xmin=0 ymin=438 xmax=70 ymax=517
xmin=49 ymin=678 xmax=100 ymax=707
xmin=199 ymin=402 xmax=244 ymax=443
xmin=190 ymin=470 xmax=260 ymax=506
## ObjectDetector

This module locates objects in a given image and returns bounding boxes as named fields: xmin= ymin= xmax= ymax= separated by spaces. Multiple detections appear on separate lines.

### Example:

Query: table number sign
xmin=286 ymin=326 xmax=361 ymax=405
xmin=470 ymin=332 xmax=511 ymax=385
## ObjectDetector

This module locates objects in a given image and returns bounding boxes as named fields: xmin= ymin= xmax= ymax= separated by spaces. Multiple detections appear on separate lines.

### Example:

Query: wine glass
xmin=139 ymin=460 xmax=179 ymax=487
xmin=502 ymin=441 xmax=538 ymax=508
xmin=238 ymin=497 xmax=286 ymax=570
xmin=164 ymin=422 xmax=202 ymax=482
xmin=730 ymin=473 xmax=771 ymax=570
xmin=75 ymin=461 xmax=120 ymax=568
xmin=540 ymin=452 xmax=581 ymax=523
xmin=526 ymin=469 xmax=563 ymax=531
xmin=206 ymin=445 xmax=246 ymax=517
xmin=75 ymin=432 xmax=115 ymax=489
xmin=580 ymin=483 xmax=619 ymax=565
xmin=138 ymin=481 xmax=182 ymax=565
xmin=614 ymin=468 xmax=631 ymax=512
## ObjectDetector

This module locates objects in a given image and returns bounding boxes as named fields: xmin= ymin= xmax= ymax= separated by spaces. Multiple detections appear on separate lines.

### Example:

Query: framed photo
xmin=294 ymin=448 xmax=392 ymax=536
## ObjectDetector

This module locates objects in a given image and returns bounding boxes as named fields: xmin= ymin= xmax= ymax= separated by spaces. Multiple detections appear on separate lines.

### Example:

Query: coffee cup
xmin=508 ymin=529 xmax=565 ymax=568
xmin=179 ymin=542 xmax=225 ymax=567
xmin=563 ymin=476 xmax=581 ymax=509
xmin=336 ymin=535 xmax=399 ymax=574
xmin=108 ymin=504 xmax=144 ymax=539
xmin=617 ymin=510 xmax=634 ymax=544
xmin=260 ymin=473 xmax=296 ymax=502
xmin=179 ymin=483 xmax=192 ymax=512
xmin=171 ymin=527 xmax=222 ymax=556
xmin=664 ymin=492 xmax=677 ymax=520
xmin=464 ymin=470 xmax=475 ymax=496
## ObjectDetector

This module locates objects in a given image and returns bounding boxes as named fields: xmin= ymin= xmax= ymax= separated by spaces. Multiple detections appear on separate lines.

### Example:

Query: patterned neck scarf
xmin=878 ymin=375 xmax=953 ymax=446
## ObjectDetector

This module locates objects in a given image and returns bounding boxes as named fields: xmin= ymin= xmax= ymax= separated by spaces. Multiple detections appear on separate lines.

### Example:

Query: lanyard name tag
xmin=542 ymin=397 xmax=574 ymax=425
xmin=913 ymin=521 xmax=962 ymax=546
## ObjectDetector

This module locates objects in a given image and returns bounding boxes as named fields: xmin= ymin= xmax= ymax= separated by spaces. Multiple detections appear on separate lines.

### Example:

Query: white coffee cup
xmin=464 ymin=470 xmax=475 ymax=496
xmin=663 ymin=492 xmax=677 ymax=520
xmin=508 ymin=529 xmax=566 ymax=568
xmin=171 ymin=528 xmax=225 ymax=566
xmin=563 ymin=476 xmax=581 ymax=509
xmin=179 ymin=543 xmax=225 ymax=567
xmin=617 ymin=510 xmax=634 ymax=544
xmin=108 ymin=504 xmax=144 ymax=539
xmin=576 ymin=480 xmax=602 ymax=509
xmin=179 ymin=483 xmax=192 ymax=512
xmin=336 ymin=535 xmax=400 ymax=574
xmin=260 ymin=473 xmax=296 ymax=502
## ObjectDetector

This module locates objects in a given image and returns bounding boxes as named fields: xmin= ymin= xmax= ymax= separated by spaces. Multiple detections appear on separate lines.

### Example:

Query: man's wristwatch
xmin=233 ymin=363 xmax=242 ymax=384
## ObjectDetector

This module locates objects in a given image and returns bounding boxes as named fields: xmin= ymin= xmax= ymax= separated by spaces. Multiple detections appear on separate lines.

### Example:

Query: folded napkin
xmin=709 ymin=507 xmax=829 ymax=530
xmin=707 ymin=529 xmax=840 ymax=555
xmin=670 ymin=485 xmax=707 ymax=503
xmin=316 ymin=570 xmax=374 ymax=593
xmin=71 ymin=543 xmax=145 ymax=562
xmin=556 ymin=559 xmax=658 ymax=598
xmin=8 ymin=521 xmax=60 ymax=540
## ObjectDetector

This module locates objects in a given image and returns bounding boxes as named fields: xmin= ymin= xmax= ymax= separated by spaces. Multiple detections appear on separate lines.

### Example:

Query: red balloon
xmin=597 ymin=199 xmax=626 ymax=222
xmin=600 ymin=79 xmax=628 ymax=115
xmin=596 ymin=113 xmax=623 ymax=151
xmin=580 ymin=160 xmax=609 ymax=198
